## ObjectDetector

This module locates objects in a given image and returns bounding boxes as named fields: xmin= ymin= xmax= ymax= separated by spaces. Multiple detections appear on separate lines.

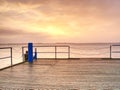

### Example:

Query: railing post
xmin=34 ymin=48 xmax=37 ymax=60
xmin=68 ymin=46 xmax=70 ymax=59
xmin=10 ymin=47 xmax=13 ymax=66
xmin=55 ymin=46 xmax=57 ymax=59
xmin=22 ymin=47 xmax=24 ymax=62
xmin=110 ymin=45 xmax=112 ymax=59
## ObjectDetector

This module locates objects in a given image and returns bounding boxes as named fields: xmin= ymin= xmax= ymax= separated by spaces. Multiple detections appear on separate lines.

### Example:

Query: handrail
xmin=0 ymin=56 xmax=11 ymax=60
xmin=110 ymin=45 xmax=120 ymax=59
xmin=0 ymin=47 xmax=12 ymax=49
xmin=22 ymin=45 xmax=70 ymax=59
xmin=22 ymin=45 xmax=70 ymax=48
xmin=111 ymin=45 xmax=120 ymax=46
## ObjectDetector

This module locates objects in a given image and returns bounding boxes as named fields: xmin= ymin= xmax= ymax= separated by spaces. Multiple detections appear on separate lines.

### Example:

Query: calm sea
xmin=0 ymin=43 xmax=120 ymax=69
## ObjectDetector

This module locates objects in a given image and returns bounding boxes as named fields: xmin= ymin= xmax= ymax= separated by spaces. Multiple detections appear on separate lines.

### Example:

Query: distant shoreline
xmin=0 ymin=42 xmax=120 ymax=45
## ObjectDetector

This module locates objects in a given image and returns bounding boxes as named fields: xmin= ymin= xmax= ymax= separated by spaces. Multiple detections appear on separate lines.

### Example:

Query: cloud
xmin=0 ymin=28 xmax=53 ymax=43
xmin=0 ymin=29 xmax=23 ymax=35
xmin=0 ymin=0 xmax=120 ymax=43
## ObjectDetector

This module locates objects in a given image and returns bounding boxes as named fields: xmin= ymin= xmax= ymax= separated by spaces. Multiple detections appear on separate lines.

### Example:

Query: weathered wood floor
xmin=0 ymin=58 xmax=120 ymax=90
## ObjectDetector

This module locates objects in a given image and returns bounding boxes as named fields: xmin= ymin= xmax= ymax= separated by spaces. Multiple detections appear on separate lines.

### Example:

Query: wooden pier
xmin=0 ymin=58 xmax=120 ymax=90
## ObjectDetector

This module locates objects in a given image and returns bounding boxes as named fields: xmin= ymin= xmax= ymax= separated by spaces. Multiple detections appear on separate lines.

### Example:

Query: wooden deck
xmin=0 ymin=58 xmax=120 ymax=90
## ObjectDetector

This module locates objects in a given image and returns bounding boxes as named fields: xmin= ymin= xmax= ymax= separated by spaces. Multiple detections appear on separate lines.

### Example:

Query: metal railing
xmin=22 ymin=45 xmax=70 ymax=59
xmin=110 ymin=45 xmax=120 ymax=59
xmin=0 ymin=47 xmax=12 ymax=69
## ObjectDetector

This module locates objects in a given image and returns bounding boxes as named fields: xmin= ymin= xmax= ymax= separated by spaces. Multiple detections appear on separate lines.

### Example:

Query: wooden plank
xmin=0 ymin=59 xmax=120 ymax=89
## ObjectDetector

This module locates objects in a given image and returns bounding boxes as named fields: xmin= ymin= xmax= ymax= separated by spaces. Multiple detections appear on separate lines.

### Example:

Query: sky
xmin=0 ymin=0 xmax=120 ymax=43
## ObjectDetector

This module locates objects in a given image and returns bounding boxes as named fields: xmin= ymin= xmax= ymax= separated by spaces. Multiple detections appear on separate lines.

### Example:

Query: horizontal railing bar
xmin=22 ymin=46 xmax=27 ymax=48
xmin=111 ymin=45 xmax=120 ymax=46
xmin=38 ymin=58 xmax=69 ymax=59
xmin=22 ymin=45 xmax=70 ymax=48
xmin=112 ymin=51 xmax=120 ymax=53
xmin=0 ymin=47 xmax=12 ymax=49
xmin=37 ymin=52 xmax=55 ymax=53
xmin=55 ymin=52 xmax=69 ymax=53
xmin=37 ymin=52 xmax=69 ymax=53
xmin=34 ymin=46 xmax=70 ymax=47
xmin=0 ymin=56 xmax=11 ymax=59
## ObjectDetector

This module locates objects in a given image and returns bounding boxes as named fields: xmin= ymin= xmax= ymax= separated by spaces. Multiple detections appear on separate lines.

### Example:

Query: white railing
xmin=110 ymin=45 xmax=120 ymax=59
xmin=22 ymin=45 xmax=70 ymax=59
xmin=0 ymin=47 xmax=12 ymax=70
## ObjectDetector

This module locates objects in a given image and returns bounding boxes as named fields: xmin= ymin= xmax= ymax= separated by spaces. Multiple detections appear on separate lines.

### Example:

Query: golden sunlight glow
xmin=45 ymin=26 xmax=66 ymax=35
xmin=28 ymin=25 xmax=66 ymax=36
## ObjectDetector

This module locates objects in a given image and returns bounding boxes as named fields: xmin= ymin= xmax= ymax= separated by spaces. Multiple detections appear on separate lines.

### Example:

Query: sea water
xmin=0 ymin=43 xmax=120 ymax=69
